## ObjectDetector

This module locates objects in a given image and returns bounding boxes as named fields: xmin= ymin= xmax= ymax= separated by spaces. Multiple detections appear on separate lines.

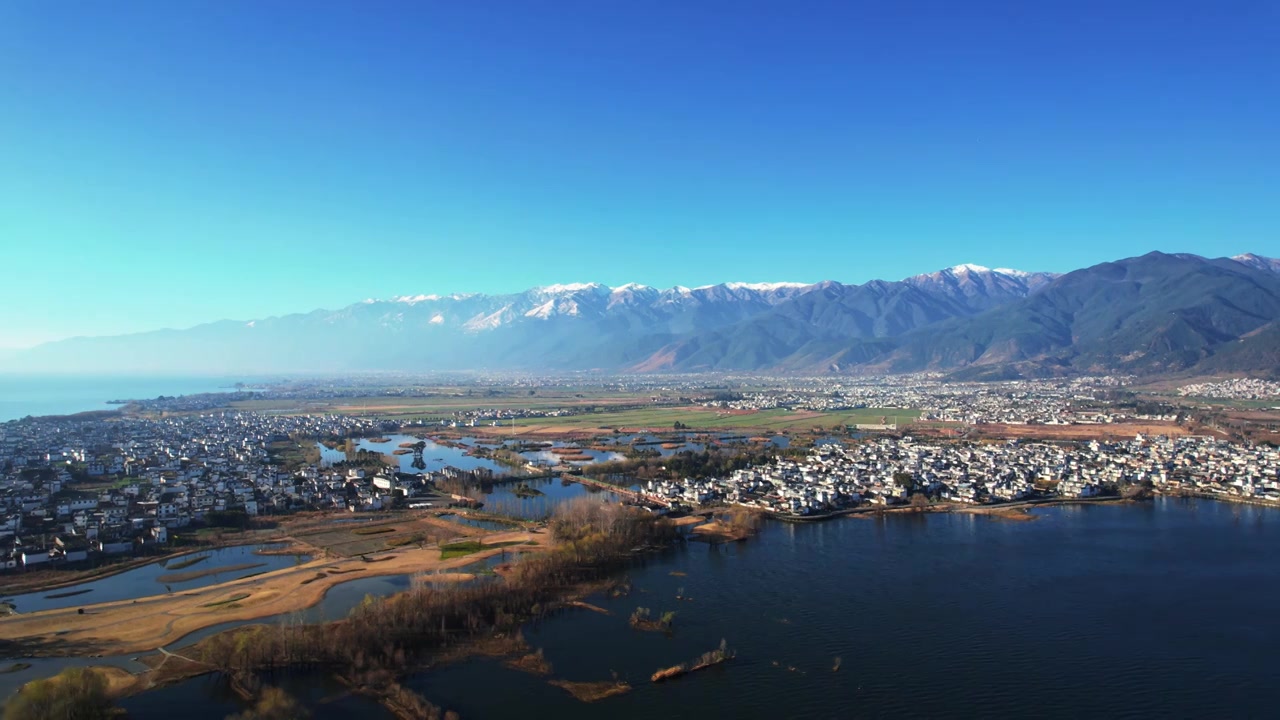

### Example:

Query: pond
xmin=516 ymin=440 xmax=625 ymax=467
xmin=436 ymin=513 xmax=520 ymax=532
xmin=600 ymin=432 xmax=783 ymax=457
xmin=462 ymin=478 xmax=624 ymax=520
xmin=163 ymin=556 xmax=520 ymax=651
xmin=0 ymin=544 xmax=310 ymax=614
xmin=317 ymin=434 xmax=506 ymax=475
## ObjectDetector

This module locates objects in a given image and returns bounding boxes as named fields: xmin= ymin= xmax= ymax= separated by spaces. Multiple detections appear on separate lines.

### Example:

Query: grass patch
xmin=201 ymin=593 xmax=250 ymax=608
xmin=43 ymin=588 xmax=93 ymax=600
xmin=352 ymin=526 xmax=396 ymax=536
xmin=164 ymin=554 xmax=211 ymax=571
xmin=505 ymin=649 xmax=553 ymax=676
xmin=502 ymin=405 xmax=922 ymax=433
xmin=440 ymin=540 xmax=526 ymax=560
xmin=548 ymin=679 xmax=632 ymax=703
xmin=0 ymin=662 xmax=32 ymax=674
xmin=387 ymin=533 xmax=427 ymax=548
xmin=156 ymin=562 xmax=265 ymax=584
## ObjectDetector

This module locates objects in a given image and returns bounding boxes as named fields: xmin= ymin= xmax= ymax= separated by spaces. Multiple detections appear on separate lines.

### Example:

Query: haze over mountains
xmin=8 ymin=253 xmax=1278 ymax=378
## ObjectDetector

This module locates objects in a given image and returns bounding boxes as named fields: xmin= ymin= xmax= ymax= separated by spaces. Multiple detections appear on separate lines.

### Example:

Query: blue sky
xmin=1 ymin=0 xmax=1276 ymax=348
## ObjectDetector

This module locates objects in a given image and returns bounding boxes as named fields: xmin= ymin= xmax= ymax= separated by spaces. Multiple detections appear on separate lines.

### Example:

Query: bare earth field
xmin=913 ymin=421 xmax=1196 ymax=441
xmin=0 ymin=525 xmax=549 ymax=658
xmin=288 ymin=513 xmax=471 ymax=557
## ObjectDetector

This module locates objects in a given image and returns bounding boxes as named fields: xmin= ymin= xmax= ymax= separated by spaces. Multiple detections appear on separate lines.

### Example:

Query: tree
xmin=892 ymin=471 xmax=916 ymax=492
xmin=4 ymin=667 xmax=116 ymax=720
xmin=226 ymin=686 xmax=310 ymax=720
xmin=909 ymin=493 xmax=930 ymax=511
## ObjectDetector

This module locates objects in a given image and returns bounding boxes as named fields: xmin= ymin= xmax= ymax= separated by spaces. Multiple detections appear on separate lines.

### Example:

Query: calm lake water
xmin=15 ymin=498 xmax=1280 ymax=717
xmin=0 ymin=375 xmax=249 ymax=422
xmin=409 ymin=497 xmax=1280 ymax=718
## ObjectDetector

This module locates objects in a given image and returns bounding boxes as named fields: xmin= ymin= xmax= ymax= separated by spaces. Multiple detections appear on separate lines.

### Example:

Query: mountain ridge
xmin=5 ymin=254 xmax=1276 ymax=378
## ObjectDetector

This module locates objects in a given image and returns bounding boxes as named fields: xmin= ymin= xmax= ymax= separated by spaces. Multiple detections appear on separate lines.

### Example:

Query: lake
xmin=0 ymin=375 xmax=251 ymax=422
xmin=19 ymin=498 xmax=1280 ymax=717
xmin=408 ymin=497 xmax=1280 ymax=718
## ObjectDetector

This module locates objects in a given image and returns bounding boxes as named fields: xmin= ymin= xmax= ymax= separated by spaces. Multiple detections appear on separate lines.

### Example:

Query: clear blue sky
xmin=1 ymin=0 xmax=1277 ymax=348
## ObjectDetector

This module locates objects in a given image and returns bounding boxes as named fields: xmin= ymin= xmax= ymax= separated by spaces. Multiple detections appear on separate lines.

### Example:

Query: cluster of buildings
xmin=1178 ymin=378 xmax=1280 ymax=401
xmin=433 ymin=406 xmax=577 ymax=428
xmin=643 ymin=435 xmax=1280 ymax=516
xmin=694 ymin=375 xmax=1147 ymax=426
xmin=0 ymin=412 xmax=467 ymax=571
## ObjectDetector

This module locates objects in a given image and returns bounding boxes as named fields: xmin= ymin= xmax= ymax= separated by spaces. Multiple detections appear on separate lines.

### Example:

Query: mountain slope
xmin=1232 ymin=253 xmax=1280 ymax=274
xmin=863 ymin=252 xmax=1280 ymax=376
xmin=5 ymin=254 xmax=1275 ymax=377
xmin=630 ymin=267 xmax=1058 ymax=372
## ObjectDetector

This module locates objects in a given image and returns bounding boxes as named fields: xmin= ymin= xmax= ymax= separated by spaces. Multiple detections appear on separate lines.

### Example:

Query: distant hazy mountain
xmin=6 ymin=254 xmax=1277 ymax=378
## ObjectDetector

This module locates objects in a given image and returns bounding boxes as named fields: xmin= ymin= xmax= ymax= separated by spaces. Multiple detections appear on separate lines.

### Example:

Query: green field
xmin=223 ymin=387 xmax=919 ymax=433
xmin=506 ymin=406 xmax=919 ymax=433
xmin=229 ymin=389 xmax=658 ymax=418
xmin=439 ymin=540 xmax=526 ymax=560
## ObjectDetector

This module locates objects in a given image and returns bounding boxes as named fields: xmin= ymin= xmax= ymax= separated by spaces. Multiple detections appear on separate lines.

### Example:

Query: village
xmin=1 ymin=377 xmax=1276 ymax=572
xmin=642 ymin=434 xmax=1280 ymax=517
xmin=0 ymin=412 xmax=485 ymax=572
xmin=1177 ymin=377 xmax=1280 ymax=401
xmin=695 ymin=374 xmax=1169 ymax=426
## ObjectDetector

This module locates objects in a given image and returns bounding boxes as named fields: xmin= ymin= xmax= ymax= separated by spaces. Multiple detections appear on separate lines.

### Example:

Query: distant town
xmin=1 ymin=372 xmax=1276 ymax=573
xmin=643 ymin=434 xmax=1279 ymax=517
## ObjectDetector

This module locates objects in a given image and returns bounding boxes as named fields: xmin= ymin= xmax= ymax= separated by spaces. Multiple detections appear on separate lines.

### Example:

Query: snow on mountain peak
xmin=611 ymin=283 xmax=652 ymax=293
xmin=1231 ymin=253 xmax=1280 ymax=273
xmin=537 ymin=283 xmax=604 ymax=294
xmin=949 ymin=263 xmax=991 ymax=273
xmin=463 ymin=305 xmax=514 ymax=331
xmin=524 ymin=300 xmax=557 ymax=319
xmin=993 ymin=267 xmax=1030 ymax=277
xmin=691 ymin=281 xmax=810 ymax=292
xmin=394 ymin=294 xmax=441 ymax=304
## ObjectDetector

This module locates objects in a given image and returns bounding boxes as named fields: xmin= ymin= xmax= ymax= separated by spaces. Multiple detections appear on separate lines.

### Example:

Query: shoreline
xmin=1157 ymin=489 xmax=1280 ymax=509
xmin=762 ymin=495 xmax=1134 ymax=523
xmin=0 ymin=529 xmax=549 ymax=659
xmin=0 ymin=540 xmax=297 ymax=598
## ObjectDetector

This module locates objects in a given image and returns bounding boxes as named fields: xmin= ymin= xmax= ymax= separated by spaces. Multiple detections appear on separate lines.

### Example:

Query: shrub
xmin=3 ymin=667 xmax=115 ymax=720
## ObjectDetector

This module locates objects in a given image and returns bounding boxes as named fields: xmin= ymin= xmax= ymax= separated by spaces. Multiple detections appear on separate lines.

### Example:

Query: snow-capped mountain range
xmin=6 ymin=254 xmax=1277 ymax=377
xmin=339 ymin=265 xmax=1055 ymax=334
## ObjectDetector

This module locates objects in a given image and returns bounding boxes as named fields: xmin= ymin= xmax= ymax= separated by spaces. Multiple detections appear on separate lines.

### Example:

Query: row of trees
xmin=586 ymin=447 xmax=806 ymax=482
xmin=196 ymin=500 xmax=677 ymax=681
